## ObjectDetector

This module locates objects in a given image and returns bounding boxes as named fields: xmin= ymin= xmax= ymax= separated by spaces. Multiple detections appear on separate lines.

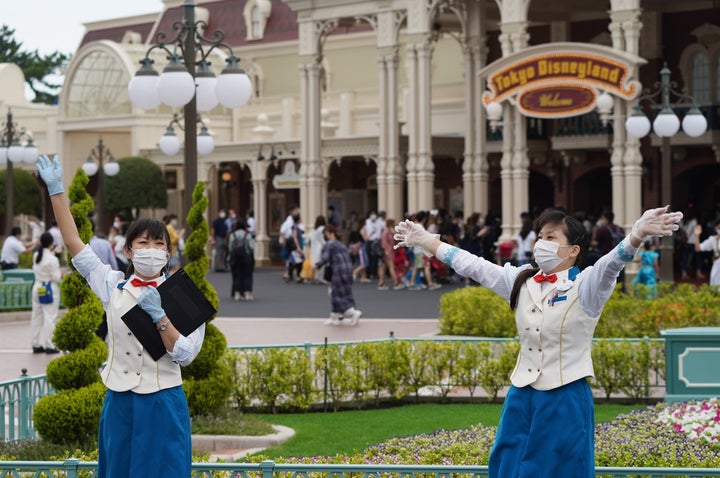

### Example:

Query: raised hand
xmin=393 ymin=219 xmax=440 ymax=256
xmin=36 ymin=155 xmax=64 ymax=196
xmin=632 ymin=206 xmax=684 ymax=240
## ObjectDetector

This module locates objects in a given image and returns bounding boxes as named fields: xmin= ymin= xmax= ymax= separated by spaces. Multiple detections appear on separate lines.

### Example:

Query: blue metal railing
xmin=0 ymin=280 xmax=33 ymax=311
xmin=0 ymin=370 xmax=54 ymax=441
xmin=0 ymin=459 xmax=720 ymax=477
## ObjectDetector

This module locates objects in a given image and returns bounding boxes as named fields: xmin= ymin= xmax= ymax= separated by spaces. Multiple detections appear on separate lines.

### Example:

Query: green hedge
xmin=439 ymin=283 xmax=720 ymax=338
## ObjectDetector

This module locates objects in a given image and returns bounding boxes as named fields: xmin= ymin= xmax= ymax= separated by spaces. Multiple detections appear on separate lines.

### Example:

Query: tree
xmin=0 ymin=25 xmax=69 ymax=105
xmin=0 ymin=168 xmax=43 ymax=216
xmin=103 ymin=157 xmax=168 ymax=219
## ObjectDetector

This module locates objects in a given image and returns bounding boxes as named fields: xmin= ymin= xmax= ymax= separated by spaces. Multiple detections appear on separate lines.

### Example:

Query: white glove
xmin=632 ymin=206 xmax=684 ymax=241
xmin=393 ymin=219 xmax=440 ymax=257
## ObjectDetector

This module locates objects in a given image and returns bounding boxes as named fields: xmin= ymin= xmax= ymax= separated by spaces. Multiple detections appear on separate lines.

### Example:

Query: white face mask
xmin=533 ymin=239 xmax=569 ymax=274
xmin=131 ymin=248 xmax=168 ymax=277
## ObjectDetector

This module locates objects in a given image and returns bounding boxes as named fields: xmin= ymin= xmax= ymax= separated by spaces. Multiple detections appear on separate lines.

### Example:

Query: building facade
xmin=33 ymin=0 xmax=720 ymax=263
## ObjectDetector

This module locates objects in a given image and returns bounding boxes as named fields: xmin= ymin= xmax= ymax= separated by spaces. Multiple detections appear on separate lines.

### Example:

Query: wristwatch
xmin=157 ymin=320 xmax=171 ymax=332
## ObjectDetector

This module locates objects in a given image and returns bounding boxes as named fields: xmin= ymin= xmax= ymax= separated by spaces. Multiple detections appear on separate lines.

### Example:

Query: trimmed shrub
xmin=180 ymin=182 xmax=233 ymax=417
xmin=439 ymin=287 xmax=516 ymax=337
xmin=33 ymin=381 xmax=106 ymax=445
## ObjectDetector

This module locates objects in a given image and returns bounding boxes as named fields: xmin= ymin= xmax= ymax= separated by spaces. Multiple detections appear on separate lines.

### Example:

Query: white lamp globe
xmin=195 ymin=63 xmax=219 ymax=111
xmin=652 ymin=107 xmax=680 ymax=137
xmin=682 ymin=107 xmax=708 ymax=138
xmin=23 ymin=141 xmax=39 ymax=164
xmin=216 ymin=57 xmax=252 ymax=108
xmin=625 ymin=111 xmax=651 ymax=138
xmin=595 ymin=92 xmax=614 ymax=113
xmin=128 ymin=74 xmax=161 ymax=110
xmin=82 ymin=159 xmax=99 ymax=176
xmin=159 ymin=128 xmax=181 ymax=156
xmin=196 ymin=128 xmax=215 ymax=156
xmin=7 ymin=142 xmax=24 ymax=163
xmin=103 ymin=160 xmax=120 ymax=176
xmin=157 ymin=56 xmax=195 ymax=107
xmin=485 ymin=101 xmax=503 ymax=120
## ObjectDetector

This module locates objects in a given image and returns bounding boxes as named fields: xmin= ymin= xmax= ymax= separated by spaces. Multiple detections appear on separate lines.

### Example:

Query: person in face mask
xmin=694 ymin=220 xmax=720 ymax=286
xmin=36 ymin=155 xmax=205 ymax=478
xmin=393 ymin=205 xmax=683 ymax=478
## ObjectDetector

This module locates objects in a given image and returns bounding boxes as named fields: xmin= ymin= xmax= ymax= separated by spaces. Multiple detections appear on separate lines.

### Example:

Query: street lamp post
xmin=81 ymin=137 xmax=120 ymax=235
xmin=0 ymin=108 xmax=40 ymax=236
xmin=127 ymin=0 xmax=252 ymax=228
xmin=625 ymin=63 xmax=708 ymax=283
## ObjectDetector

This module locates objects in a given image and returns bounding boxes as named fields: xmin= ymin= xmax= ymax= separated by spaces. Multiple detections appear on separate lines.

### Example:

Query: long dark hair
xmin=123 ymin=218 xmax=171 ymax=278
xmin=35 ymin=232 xmax=54 ymax=264
xmin=509 ymin=209 xmax=589 ymax=310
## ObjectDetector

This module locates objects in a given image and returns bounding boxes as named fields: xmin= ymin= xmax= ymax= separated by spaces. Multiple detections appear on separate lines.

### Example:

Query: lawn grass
xmin=249 ymin=402 xmax=646 ymax=458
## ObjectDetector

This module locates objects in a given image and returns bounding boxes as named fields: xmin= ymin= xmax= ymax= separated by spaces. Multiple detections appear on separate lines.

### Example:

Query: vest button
xmin=527 ymin=368 xmax=532 ymax=372
xmin=528 ymin=347 xmax=532 ymax=351
xmin=538 ymin=348 xmax=542 ymax=352
xmin=136 ymin=371 xmax=141 ymax=375
xmin=138 ymin=353 xmax=142 ymax=357
xmin=123 ymin=369 xmax=128 ymax=374
xmin=126 ymin=351 xmax=130 ymax=355
xmin=525 ymin=327 xmax=530 ymax=330
xmin=531 ymin=308 xmax=536 ymax=313
xmin=536 ymin=328 xmax=540 ymax=332
xmin=127 ymin=332 xmax=132 ymax=336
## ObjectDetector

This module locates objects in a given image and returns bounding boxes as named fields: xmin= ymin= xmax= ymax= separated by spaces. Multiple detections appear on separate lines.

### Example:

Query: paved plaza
xmin=0 ymin=267 xmax=462 ymax=382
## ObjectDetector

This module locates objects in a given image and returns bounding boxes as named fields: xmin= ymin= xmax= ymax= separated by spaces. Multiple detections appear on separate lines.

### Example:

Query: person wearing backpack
xmin=228 ymin=219 xmax=255 ymax=301
xmin=593 ymin=211 xmax=626 ymax=290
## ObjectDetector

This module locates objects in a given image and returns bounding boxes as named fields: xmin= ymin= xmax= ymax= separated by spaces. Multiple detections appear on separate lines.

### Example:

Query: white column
xmin=404 ymin=43 xmax=419 ymax=212
xmin=415 ymin=42 xmax=434 ymax=211
xmin=462 ymin=41 xmax=476 ymax=214
xmin=473 ymin=40 xmax=488 ymax=215
xmin=306 ymin=60 xmax=324 ymax=224
xmin=511 ymin=107 xmax=529 ymax=235
xmin=377 ymin=53 xmax=389 ymax=212
xmin=386 ymin=51 xmax=403 ymax=221
xmin=252 ymin=170 xmax=269 ymax=264
xmin=298 ymin=62 xmax=310 ymax=219
xmin=500 ymin=102 xmax=514 ymax=239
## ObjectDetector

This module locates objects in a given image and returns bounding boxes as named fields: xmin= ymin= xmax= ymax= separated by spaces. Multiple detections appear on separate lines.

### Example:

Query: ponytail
xmin=36 ymin=232 xmax=54 ymax=264
xmin=509 ymin=266 xmax=539 ymax=310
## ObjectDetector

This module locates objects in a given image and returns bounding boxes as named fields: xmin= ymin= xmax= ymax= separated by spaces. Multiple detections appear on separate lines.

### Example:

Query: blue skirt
xmin=489 ymin=379 xmax=594 ymax=478
xmin=98 ymin=386 xmax=191 ymax=478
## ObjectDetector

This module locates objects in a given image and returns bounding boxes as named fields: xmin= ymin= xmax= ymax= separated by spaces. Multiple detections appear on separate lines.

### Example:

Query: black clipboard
xmin=121 ymin=268 xmax=217 ymax=360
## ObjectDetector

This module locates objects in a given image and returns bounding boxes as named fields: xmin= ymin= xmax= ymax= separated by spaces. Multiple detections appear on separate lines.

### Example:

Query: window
xmin=691 ymin=53 xmax=710 ymax=104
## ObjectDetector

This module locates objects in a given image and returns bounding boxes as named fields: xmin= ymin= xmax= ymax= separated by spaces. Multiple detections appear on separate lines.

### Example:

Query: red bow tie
xmin=130 ymin=278 xmax=157 ymax=288
xmin=533 ymin=273 xmax=557 ymax=284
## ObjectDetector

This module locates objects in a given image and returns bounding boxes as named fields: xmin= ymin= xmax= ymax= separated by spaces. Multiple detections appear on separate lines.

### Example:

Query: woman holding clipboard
xmin=37 ymin=155 xmax=205 ymax=478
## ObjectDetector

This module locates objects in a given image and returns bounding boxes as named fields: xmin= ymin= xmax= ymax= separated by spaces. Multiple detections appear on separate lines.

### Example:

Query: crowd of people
xmin=270 ymin=204 xmax=720 ymax=314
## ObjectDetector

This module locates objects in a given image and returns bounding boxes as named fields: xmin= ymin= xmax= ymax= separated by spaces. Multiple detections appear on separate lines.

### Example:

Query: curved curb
xmin=192 ymin=425 xmax=295 ymax=461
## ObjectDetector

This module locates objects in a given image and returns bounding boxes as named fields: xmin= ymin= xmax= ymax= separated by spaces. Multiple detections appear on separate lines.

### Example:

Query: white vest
xmin=510 ymin=267 xmax=599 ymax=390
xmin=101 ymin=282 xmax=182 ymax=393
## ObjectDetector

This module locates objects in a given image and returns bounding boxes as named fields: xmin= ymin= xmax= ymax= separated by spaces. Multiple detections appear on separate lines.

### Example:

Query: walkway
xmin=0 ymin=267 xmax=458 ymax=382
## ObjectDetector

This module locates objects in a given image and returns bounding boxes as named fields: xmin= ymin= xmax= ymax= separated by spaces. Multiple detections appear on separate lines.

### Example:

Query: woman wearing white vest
xmin=394 ymin=206 xmax=682 ymax=478
xmin=37 ymin=155 xmax=205 ymax=478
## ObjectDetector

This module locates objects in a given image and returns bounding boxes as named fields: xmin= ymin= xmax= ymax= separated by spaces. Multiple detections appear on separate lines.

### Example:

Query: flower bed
xmin=656 ymin=398 xmax=720 ymax=446
xmin=250 ymin=403 xmax=720 ymax=468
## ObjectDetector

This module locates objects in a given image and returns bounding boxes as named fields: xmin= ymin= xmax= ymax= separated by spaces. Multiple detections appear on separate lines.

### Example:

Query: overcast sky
xmin=4 ymin=0 xmax=164 ymax=56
